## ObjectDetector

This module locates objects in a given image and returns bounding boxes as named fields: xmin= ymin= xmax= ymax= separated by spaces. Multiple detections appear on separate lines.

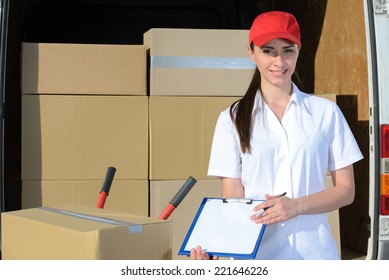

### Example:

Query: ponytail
xmin=230 ymin=67 xmax=260 ymax=154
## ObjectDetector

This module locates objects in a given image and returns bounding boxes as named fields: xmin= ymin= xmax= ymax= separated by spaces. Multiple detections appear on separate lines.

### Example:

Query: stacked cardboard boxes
xmin=145 ymin=29 xmax=255 ymax=259
xmin=4 ymin=42 xmax=157 ymax=259
xmin=20 ymin=43 xmax=149 ymax=216
xmin=145 ymin=29 xmax=253 ymax=182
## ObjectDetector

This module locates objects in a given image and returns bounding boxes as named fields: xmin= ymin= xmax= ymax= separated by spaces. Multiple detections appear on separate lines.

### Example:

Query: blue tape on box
xmin=151 ymin=56 xmax=255 ymax=69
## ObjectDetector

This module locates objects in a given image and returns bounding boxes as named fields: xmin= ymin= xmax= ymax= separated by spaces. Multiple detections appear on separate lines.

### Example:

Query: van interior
xmin=2 ymin=0 xmax=369 ymax=260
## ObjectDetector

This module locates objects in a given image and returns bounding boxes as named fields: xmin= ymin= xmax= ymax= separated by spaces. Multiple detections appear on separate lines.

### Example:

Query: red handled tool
xmin=159 ymin=176 xmax=197 ymax=220
xmin=96 ymin=166 xmax=116 ymax=209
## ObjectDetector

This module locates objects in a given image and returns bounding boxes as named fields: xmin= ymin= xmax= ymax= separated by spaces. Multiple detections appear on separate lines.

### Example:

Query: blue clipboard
xmin=178 ymin=197 xmax=266 ymax=259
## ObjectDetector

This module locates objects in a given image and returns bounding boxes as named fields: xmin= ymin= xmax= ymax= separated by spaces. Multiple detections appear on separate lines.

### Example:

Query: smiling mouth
xmin=270 ymin=69 xmax=288 ymax=76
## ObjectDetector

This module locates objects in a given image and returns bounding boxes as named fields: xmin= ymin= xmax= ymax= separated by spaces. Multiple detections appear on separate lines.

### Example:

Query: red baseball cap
xmin=249 ymin=11 xmax=301 ymax=47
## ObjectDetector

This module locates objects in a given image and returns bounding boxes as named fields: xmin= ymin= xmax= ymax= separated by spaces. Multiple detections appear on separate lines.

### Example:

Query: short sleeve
xmin=328 ymin=103 xmax=363 ymax=171
xmin=207 ymin=110 xmax=242 ymax=178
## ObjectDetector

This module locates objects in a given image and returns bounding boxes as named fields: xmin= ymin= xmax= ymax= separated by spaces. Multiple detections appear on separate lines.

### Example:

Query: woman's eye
xmin=262 ymin=49 xmax=274 ymax=55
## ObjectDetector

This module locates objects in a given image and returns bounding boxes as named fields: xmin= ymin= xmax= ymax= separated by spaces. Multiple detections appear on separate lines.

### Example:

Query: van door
xmin=0 ymin=0 xmax=10 ymax=257
xmin=364 ymin=0 xmax=389 ymax=260
xmin=0 ymin=0 xmax=9 ymax=214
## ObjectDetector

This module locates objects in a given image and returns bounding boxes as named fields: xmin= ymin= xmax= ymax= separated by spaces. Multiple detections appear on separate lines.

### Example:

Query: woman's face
xmin=249 ymin=38 xmax=299 ymax=89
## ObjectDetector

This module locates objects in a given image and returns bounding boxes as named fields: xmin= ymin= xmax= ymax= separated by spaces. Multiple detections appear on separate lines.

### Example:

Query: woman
xmin=190 ymin=11 xmax=363 ymax=260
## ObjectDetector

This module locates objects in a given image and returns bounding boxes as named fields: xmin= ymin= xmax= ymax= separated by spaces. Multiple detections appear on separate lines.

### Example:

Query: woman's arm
xmin=251 ymin=164 xmax=356 ymax=225
xmin=296 ymin=164 xmax=355 ymax=214
xmin=221 ymin=177 xmax=245 ymax=198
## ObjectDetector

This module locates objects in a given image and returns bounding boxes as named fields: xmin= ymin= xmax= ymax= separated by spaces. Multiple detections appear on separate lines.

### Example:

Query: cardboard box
xmin=149 ymin=96 xmax=239 ymax=180
xmin=22 ymin=95 xmax=148 ymax=180
xmin=21 ymin=43 xmax=146 ymax=95
xmin=144 ymin=28 xmax=254 ymax=96
xmin=1 ymin=204 xmax=172 ymax=260
xmin=22 ymin=180 xmax=149 ymax=216
xmin=150 ymin=180 xmax=222 ymax=259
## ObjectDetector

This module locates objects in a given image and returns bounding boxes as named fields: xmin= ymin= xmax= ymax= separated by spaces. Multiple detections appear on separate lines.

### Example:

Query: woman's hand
xmin=189 ymin=246 xmax=219 ymax=260
xmin=250 ymin=193 xmax=298 ymax=225
xmin=250 ymin=165 xmax=356 ymax=225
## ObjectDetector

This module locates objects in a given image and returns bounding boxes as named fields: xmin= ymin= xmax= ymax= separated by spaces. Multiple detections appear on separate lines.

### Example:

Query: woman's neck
xmin=260 ymin=82 xmax=292 ymax=104
xmin=260 ymin=82 xmax=293 ymax=121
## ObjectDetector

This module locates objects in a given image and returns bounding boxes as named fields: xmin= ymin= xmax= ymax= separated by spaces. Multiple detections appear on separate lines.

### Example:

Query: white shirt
xmin=207 ymin=84 xmax=363 ymax=259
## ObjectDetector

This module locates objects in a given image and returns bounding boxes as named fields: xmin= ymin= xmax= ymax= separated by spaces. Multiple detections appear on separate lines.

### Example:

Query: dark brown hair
xmin=229 ymin=67 xmax=260 ymax=154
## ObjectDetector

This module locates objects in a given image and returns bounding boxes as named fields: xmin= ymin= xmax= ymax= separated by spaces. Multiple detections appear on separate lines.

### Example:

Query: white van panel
xmin=375 ymin=15 xmax=389 ymax=123
xmin=365 ymin=0 xmax=389 ymax=260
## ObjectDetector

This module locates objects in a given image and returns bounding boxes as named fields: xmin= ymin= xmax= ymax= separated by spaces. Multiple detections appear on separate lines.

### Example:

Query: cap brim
xmin=252 ymin=32 xmax=301 ymax=47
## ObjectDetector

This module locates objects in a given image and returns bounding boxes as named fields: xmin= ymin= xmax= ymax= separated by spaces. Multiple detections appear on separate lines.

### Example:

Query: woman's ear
xmin=248 ymin=46 xmax=255 ymax=62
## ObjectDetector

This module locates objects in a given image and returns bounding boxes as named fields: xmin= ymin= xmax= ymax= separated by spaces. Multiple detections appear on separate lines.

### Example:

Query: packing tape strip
xmin=40 ymin=206 xmax=143 ymax=234
xmin=151 ymin=56 xmax=256 ymax=69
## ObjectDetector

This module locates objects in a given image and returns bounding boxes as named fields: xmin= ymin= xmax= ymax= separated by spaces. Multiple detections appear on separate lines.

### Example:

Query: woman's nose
xmin=273 ymin=54 xmax=284 ymax=66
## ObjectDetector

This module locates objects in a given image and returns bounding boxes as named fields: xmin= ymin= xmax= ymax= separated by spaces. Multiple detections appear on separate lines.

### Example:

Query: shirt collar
xmin=253 ymin=82 xmax=305 ymax=114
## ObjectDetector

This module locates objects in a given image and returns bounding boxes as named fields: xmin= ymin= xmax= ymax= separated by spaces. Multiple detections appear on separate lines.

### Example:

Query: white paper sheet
xmin=180 ymin=197 xmax=266 ymax=258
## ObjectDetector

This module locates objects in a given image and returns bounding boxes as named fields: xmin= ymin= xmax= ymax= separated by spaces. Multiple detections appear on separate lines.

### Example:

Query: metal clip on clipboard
xmin=222 ymin=198 xmax=253 ymax=204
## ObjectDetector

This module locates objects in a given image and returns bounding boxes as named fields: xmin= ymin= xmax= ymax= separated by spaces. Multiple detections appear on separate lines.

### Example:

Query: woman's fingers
xmin=189 ymin=246 xmax=210 ymax=260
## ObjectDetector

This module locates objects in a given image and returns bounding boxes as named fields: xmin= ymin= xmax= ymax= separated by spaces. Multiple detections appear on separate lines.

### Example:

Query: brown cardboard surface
xmin=144 ymin=28 xmax=254 ymax=96
xmin=150 ymin=180 xmax=222 ymax=260
xmin=21 ymin=180 xmax=149 ymax=216
xmin=149 ymin=96 xmax=240 ymax=180
xmin=314 ymin=0 xmax=368 ymax=121
xmin=1 ymin=204 xmax=172 ymax=260
xmin=22 ymin=95 xmax=148 ymax=180
xmin=21 ymin=43 xmax=147 ymax=95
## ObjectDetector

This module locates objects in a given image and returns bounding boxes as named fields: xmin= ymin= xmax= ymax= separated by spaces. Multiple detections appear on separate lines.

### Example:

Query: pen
xmin=253 ymin=192 xmax=287 ymax=217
